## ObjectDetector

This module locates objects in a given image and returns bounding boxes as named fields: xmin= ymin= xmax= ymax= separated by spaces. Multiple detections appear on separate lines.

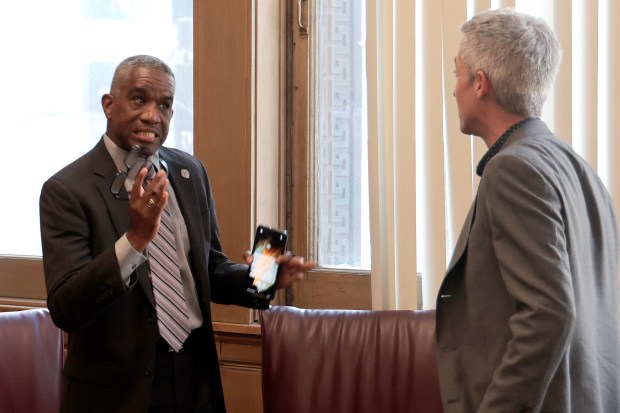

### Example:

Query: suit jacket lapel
xmin=443 ymin=119 xmax=550 ymax=278
xmin=446 ymin=199 xmax=477 ymax=275
xmin=92 ymin=139 xmax=131 ymax=236
xmin=160 ymin=151 xmax=201 ymax=229
xmin=92 ymin=139 xmax=155 ymax=307
xmin=159 ymin=149 xmax=208 ymax=281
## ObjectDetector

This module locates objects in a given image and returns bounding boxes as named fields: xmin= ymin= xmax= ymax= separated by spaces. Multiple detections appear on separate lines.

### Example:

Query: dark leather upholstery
xmin=260 ymin=306 xmax=443 ymax=413
xmin=0 ymin=308 xmax=63 ymax=413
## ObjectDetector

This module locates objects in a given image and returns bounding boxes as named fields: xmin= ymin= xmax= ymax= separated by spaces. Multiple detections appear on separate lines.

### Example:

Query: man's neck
xmin=479 ymin=111 xmax=528 ymax=148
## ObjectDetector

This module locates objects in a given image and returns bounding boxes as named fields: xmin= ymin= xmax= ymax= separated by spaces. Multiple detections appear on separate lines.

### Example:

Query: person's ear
xmin=474 ymin=70 xmax=490 ymax=98
xmin=101 ymin=93 xmax=114 ymax=119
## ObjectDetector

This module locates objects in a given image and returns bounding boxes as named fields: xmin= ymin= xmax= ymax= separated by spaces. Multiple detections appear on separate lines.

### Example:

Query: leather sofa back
xmin=0 ymin=308 xmax=64 ymax=413
xmin=260 ymin=307 xmax=443 ymax=413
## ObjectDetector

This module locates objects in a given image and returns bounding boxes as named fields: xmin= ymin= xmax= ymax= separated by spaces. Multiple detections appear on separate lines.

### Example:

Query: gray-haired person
xmin=436 ymin=9 xmax=620 ymax=413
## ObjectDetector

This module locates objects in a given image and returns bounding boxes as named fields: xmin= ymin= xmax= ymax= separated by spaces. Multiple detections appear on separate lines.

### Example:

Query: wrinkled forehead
xmin=114 ymin=66 xmax=175 ymax=95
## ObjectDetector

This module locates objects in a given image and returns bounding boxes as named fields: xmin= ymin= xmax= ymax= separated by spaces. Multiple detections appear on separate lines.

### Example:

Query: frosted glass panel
xmin=316 ymin=0 xmax=369 ymax=269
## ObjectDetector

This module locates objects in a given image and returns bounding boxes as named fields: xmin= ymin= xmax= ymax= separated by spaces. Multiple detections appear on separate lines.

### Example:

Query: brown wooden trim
xmin=292 ymin=270 xmax=372 ymax=310
xmin=213 ymin=321 xmax=261 ymax=335
xmin=0 ymin=256 xmax=46 ymax=299
xmin=286 ymin=0 xmax=311 ymax=263
xmin=0 ymin=299 xmax=46 ymax=313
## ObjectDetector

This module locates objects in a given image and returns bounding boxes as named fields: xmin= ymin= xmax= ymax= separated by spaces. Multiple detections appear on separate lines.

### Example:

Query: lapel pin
xmin=181 ymin=169 xmax=190 ymax=179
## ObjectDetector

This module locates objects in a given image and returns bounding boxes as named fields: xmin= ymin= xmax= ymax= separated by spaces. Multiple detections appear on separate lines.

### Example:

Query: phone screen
xmin=247 ymin=225 xmax=288 ymax=300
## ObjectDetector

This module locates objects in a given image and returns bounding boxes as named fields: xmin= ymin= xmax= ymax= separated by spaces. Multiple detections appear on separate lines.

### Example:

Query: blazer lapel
xmin=92 ymin=139 xmax=131 ymax=236
xmin=445 ymin=199 xmax=477 ymax=274
xmin=160 ymin=150 xmax=208 ymax=279
xmin=160 ymin=154 xmax=202 ymax=229
xmin=92 ymin=139 xmax=155 ymax=307
xmin=443 ymin=119 xmax=550 ymax=277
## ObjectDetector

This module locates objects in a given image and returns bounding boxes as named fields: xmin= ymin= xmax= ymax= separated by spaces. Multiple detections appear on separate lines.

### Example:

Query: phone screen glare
xmin=250 ymin=234 xmax=283 ymax=292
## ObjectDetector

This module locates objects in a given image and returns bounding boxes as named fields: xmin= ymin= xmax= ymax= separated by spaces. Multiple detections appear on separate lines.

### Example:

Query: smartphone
xmin=246 ymin=225 xmax=288 ymax=300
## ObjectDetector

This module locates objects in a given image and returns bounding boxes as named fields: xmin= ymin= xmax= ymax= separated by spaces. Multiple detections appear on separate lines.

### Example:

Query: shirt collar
xmin=476 ymin=117 xmax=536 ymax=176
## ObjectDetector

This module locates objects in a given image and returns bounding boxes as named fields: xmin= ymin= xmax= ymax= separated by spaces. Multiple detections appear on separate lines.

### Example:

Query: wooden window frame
xmin=285 ymin=0 xmax=371 ymax=310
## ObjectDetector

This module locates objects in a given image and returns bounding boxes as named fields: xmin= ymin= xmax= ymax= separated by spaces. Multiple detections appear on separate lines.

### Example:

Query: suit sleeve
xmin=40 ymin=177 xmax=128 ymax=332
xmin=478 ymin=154 xmax=576 ymax=411
xmin=188 ymin=158 xmax=270 ymax=309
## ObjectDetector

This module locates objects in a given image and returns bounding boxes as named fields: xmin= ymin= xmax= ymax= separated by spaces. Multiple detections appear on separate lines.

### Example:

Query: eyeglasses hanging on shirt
xmin=110 ymin=145 xmax=154 ymax=197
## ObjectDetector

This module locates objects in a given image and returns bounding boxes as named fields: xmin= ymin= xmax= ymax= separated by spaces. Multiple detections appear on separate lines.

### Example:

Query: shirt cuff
xmin=116 ymin=234 xmax=147 ymax=286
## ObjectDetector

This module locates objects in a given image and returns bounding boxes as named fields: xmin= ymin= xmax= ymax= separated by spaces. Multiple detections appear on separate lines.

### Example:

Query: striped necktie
xmin=145 ymin=158 xmax=191 ymax=351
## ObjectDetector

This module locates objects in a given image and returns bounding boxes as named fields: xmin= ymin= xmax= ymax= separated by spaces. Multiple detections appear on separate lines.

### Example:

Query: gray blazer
xmin=40 ymin=138 xmax=267 ymax=413
xmin=436 ymin=119 xmax=620 ymax=413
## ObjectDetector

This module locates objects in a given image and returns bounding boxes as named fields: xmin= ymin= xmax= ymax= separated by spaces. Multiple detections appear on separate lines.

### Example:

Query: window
xmin=315 ymin=1 xmax=368 ymax=269
xmin=288 ymin=0 xmax=371 ymax=309
xmin=0 ymin=0 xmax=193 ymax=257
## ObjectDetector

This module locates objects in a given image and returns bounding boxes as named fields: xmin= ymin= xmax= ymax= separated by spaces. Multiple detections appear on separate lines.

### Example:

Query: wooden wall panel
xmin=194 ymin=0 xmax=255 ymax=325
xmin=0 ymin=256 xmax=46 ymax=311
xmin=292 ymin=271 xmax=372 ymax=310
xmin=194 ymin=0 xmax=253 ymax=256
xmin=214 ymin=323 xmax=263 ymax=413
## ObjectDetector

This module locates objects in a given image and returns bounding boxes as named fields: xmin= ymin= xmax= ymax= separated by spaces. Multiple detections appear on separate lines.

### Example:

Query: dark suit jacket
xmin=40 ymin=138 xmax=268 ymax=413
xmin=436 ymin=119 xmax=620 ymax=412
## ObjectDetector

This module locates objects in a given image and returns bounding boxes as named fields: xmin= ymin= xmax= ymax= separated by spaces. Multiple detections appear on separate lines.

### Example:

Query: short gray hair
xmin=459 ymin=8 xmax=562 ymax=117
xmin=110 ymin=55 xmax=175 ymax=93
